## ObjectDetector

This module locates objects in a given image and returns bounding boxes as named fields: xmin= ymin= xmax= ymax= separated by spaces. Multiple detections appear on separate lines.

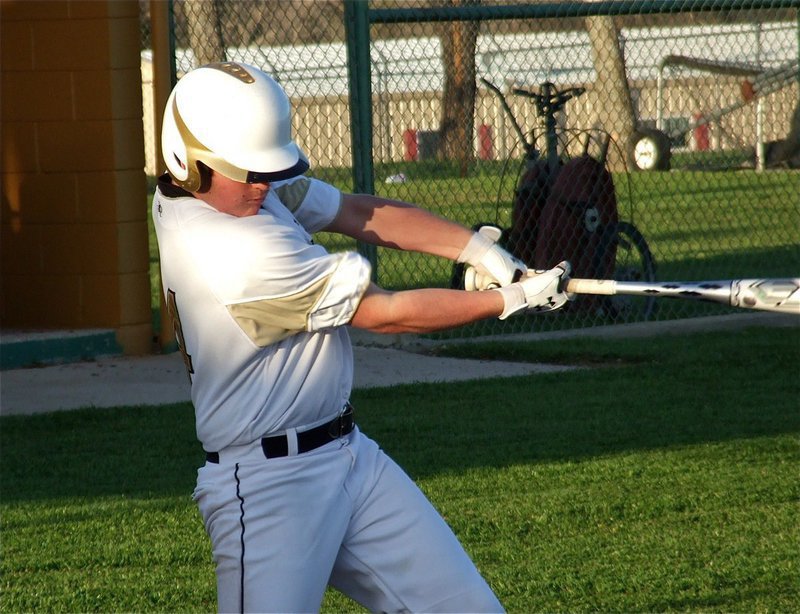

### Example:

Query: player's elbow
xmin=348 ymin=286 xmax=413 ymax=334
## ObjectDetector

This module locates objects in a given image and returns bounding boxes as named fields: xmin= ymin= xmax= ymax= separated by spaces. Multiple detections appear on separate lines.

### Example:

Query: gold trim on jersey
xmin=274 ymin=178 xmax=311 ymax=213
xmin=228 ymin=275 xmax=329 ymax=346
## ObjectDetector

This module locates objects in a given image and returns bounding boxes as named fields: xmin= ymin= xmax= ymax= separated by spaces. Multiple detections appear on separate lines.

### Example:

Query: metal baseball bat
xmin=565 ymin=277 xmax=800 ymax=315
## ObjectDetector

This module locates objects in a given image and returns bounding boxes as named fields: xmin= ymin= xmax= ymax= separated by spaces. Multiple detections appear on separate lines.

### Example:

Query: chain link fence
xmin=140 ymin=0 xmax=799 ymax=339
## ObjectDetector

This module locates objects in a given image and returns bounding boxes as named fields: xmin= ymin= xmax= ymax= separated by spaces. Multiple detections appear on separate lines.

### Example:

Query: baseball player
xmin=153 ymin=61 xmax=572 ymax=613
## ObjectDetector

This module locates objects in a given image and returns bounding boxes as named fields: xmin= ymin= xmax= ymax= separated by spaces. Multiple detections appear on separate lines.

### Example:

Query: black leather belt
xmin=206 ymin=403 xmax=355 ymax=463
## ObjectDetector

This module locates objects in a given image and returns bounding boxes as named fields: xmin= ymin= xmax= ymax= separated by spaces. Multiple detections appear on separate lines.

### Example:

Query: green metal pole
xmin=343 ymin=0 xmax=378 ymax=279
xmin=168 ymin=0 xmax=177 ymax=87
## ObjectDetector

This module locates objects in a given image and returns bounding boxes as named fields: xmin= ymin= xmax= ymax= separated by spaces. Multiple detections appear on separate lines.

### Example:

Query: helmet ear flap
xmin=166 ymin=155 xmax=203 ymax=192
xmin=167 ymin=153 xmax=202 ymax=192
xmin=162 ymin=90 xmax=201 ymax=191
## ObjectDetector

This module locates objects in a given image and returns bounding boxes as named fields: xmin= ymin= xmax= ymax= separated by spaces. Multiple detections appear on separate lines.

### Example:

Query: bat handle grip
xmin=566 ymin=278 xmax=617 ymax=296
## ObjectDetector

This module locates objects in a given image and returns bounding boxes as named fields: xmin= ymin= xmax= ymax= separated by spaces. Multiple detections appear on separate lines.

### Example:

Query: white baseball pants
xmin=193 ymin=427 xmax=504 ymax=613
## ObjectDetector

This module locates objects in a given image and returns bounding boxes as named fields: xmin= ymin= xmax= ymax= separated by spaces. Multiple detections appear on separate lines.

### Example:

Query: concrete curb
xmin=0 ymin=348 xmax=575 ymax=417
xmin=0 ymin=329 xmax=121 ymax=370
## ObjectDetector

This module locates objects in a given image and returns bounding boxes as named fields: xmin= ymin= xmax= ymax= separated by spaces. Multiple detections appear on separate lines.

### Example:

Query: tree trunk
xmin=585 ymin=15 xmax=636 ymax=171
xmin=438 ymin=0 xmax=480 ymax=176
xmin=185 ymin=0 xmax=227 ymax=67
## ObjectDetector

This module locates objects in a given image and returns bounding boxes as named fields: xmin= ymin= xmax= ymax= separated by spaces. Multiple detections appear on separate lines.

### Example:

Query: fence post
xmin=344 ymin=0 xmax=378 ymax=280
xmin=152 ymin=0 xmax=177 ymax=352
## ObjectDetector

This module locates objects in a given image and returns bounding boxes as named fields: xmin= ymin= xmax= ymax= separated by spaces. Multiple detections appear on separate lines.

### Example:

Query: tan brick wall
xmin=1 ymin=0 xmax=151 ymax=354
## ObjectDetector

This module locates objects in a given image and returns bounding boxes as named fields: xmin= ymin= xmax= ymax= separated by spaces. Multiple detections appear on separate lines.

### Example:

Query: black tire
xmin=629 ymin=128 xmax=671 ymax=171
xmin=597 ymin=221 xmax=657 ymax=321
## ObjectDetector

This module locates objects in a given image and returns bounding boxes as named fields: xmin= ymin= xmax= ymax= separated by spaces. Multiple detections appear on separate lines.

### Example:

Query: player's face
xmin=200 ymin=171 xmax=270 ymax=217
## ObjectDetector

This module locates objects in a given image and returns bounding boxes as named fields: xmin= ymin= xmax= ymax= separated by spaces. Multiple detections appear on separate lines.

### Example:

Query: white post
xmin=656 ymin=65 xmax=664 ymax=131
xmin=756 ymin=98 xmax=765 ymax=171
xmin=754 ymin=23 xmax=764 ymax=171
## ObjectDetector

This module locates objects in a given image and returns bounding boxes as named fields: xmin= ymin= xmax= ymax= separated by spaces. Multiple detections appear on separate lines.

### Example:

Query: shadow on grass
xmin=355 ymin=325 xmax=800 ymax=479
xmin=1 ymin=326 xmax=798 ymax=503
xmin=0 ymin=402 xmax=202 ymax=503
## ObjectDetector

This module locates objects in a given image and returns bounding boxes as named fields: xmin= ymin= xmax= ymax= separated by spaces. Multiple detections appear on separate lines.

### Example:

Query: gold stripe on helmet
xmin=205 ymin=62 xmax=255 ymax=84
xmin=171 ymin=97 xmax=250 ymax=189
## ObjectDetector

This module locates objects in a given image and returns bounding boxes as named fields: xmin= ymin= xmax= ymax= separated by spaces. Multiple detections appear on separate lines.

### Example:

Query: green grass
xmin=2 ymin=325 xmax=798 ymax=612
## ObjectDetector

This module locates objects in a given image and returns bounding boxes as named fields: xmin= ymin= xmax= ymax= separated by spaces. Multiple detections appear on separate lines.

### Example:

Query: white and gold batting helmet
xmin=161 ymin=62 xmax=309 ymax=191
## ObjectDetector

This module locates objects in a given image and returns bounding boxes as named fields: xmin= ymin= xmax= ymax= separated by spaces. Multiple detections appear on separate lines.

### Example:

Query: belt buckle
xmin=328 ymin=402 xmax=354 ymax=438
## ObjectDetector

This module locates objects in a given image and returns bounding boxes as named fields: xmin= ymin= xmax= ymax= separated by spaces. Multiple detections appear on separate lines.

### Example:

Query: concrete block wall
xmin=1 ymin=0 xmax=152 ymax=354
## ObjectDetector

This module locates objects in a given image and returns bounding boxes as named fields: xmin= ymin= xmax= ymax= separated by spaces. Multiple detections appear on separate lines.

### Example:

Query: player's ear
xmin=195 ymin=162 xmax=213 ymax=193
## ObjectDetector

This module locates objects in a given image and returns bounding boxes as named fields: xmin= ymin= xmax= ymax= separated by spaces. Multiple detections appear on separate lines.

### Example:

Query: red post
xmin=478 ymin=124 xmax=493 ymax=160
xmin=403 ymin=129 xmax=418 ymax=161
xmin=693 ymin=113 xmax=709 ymax=151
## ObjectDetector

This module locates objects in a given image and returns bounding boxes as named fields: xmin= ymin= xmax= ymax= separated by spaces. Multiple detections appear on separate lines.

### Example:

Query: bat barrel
xmin=613 ymin=280 xmax=734 ymax=305
xmin=732 ymin=278 xmax=800 ymax=314
xmin=565 ymin=278 xmax=800 ymax=315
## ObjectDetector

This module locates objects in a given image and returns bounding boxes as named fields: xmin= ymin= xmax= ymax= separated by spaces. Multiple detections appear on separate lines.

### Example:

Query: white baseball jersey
xmin=154 ymin=172 xmax=503 ymax=613
xmin=152 ymin=174 xmax=371 ymax=452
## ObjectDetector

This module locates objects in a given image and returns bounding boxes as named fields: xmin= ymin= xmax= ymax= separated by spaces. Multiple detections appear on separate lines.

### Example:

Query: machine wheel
xmin=597 ymin=221 xmax=657 ymax=321
xmin=629 ymin=128 xmax=671 ymax=171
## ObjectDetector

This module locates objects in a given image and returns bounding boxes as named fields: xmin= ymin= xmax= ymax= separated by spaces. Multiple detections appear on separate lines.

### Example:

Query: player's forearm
xmin=330 ymin=193 xmax=473 ymax=261
xmin=349 ymin=284 xmax=503 ymax=334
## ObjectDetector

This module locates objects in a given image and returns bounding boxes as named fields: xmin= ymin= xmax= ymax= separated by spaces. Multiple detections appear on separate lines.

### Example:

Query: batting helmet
xmin=161 ymin=61 xmax=309 ymax=192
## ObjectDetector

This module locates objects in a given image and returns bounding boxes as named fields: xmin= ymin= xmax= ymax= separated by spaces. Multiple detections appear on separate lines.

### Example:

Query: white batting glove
xmin=458 ymin=225 xmax=526 ymax=288
xmin=494 ymin=261 xmax=573 ymax=319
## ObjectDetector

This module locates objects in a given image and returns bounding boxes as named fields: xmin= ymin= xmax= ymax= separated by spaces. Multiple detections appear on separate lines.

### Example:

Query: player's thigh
xmin=195 ymin=444 xmax=354 ymax=612
xmin=330 ymin=438 xmax=503 ymax=613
